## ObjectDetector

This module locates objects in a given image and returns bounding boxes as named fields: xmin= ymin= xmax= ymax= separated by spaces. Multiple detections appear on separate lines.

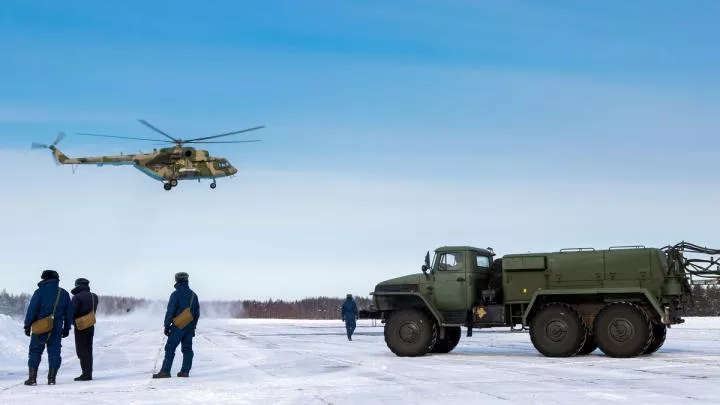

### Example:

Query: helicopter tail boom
xmin=48 ymin=147 xmax=137 ymax=166
xmin=32 ymin=133 xmax=136 ymax=166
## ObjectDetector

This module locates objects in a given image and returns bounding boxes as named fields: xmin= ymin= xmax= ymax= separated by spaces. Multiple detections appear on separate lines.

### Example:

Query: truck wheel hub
xmin=398 ymin=322 xmax=420 ymax=343
xmin=609 ymin=318 xmax=634 ymax=342
xmin=545 ymin=320 xmax=568 ymax=342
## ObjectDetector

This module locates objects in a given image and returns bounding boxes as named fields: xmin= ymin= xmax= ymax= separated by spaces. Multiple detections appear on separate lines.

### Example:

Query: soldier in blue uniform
xmin=23 ymin=270 xmax=73 ymax=385
xmin=152 ymin=272 xmax=200 ymax=378
xmin=341 ymin=294 xmax=359 ymax=341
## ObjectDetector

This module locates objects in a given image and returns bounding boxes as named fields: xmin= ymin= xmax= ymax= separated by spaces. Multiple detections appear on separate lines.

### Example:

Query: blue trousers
xmin=345 ymin=319 xmax=356 ymax=340
xmin=161 ymin=328 xmax=194 ymax=373
xmin=28 ymin=330 xmax=63 ymax=369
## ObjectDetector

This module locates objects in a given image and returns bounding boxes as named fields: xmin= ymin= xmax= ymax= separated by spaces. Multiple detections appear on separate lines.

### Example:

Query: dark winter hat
xmin=41 ymin=270 xmax=59 ymax=280
xmin=346 ymin=293 xmax=353 ymax=299
xmin=75 ymin=278 xmax=90 ymax=287
xmin=175 ymin=272 xmax=189 ymax=283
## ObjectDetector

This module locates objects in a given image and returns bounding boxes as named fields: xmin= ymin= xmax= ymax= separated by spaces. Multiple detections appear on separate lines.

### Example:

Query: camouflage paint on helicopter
xmin=32 ymin=120 xmax=263 ymax=191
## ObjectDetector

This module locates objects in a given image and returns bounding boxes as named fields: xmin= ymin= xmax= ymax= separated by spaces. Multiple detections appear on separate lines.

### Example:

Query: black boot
xmin=48 ymin=368 xmax=58 ymax=385
xmin=23 ymin=368 xmax=37 ymax=386
xmin=177 ymin=371 xmax=189 ymax=377
xmin=74 ymin=372 xmax=92 ymax=381
xmin=152 ymin=370 xmax=171 ymax=379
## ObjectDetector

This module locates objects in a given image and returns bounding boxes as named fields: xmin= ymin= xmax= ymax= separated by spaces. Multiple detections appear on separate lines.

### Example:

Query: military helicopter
xmin=32 ymin=119 xmax=264 ymax=190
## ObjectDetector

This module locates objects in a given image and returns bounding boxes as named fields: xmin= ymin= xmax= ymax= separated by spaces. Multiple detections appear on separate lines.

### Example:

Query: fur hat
xmin=175 ymin=272 xmax=189 ymax=283
xmin=41 ymin=270 xmax=59 ymax=280
xmin=75 ymin=278 xmax=90 ymax=286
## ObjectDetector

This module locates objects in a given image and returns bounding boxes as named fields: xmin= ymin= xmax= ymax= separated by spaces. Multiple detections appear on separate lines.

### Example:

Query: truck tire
xmin=643 ymin=323 xmax=667 ymax=355
xmin=529 ymin=303 xmax=587 ymax=357
xmin=577 ymin=334 xmax=598 ymax=355
xmin=430 ymin=326 xmax=461 ymax=353
xmin=593 ymin=302 xmax=652 ymax=358
xmin=384 ymin=308 xmax=438 ymax=357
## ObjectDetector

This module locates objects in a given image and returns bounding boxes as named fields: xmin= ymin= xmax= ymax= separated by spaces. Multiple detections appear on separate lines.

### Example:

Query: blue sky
xmin=1 ymin=1 xmax=719 ymax=300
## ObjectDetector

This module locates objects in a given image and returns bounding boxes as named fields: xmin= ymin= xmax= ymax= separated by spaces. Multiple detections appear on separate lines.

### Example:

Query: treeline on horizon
xmin=0 ymin=289 xmax=373 ymax=320
xmin=2 ymin=285 xmax=719 ymax=319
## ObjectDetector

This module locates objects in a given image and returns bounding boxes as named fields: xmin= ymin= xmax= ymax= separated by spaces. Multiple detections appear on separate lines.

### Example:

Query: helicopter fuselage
xmin=48 ymin=145 xmax=237 ymax=189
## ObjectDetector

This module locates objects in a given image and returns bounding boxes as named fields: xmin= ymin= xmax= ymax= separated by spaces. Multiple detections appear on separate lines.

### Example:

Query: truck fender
xmin=372 ymin=292 xmax=444 ymax=325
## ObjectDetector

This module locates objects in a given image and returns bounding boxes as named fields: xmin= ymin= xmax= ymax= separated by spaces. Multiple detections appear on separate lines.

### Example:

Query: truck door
xmin=433 ymin=251 xmax=468 ymax=324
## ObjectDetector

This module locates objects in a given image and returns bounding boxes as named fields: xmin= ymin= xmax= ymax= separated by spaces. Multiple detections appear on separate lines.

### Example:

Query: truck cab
xmin=371 ymin=245 xmax=507 ymax=356
xmin=420 ymin=246 xmax=500 ymax=324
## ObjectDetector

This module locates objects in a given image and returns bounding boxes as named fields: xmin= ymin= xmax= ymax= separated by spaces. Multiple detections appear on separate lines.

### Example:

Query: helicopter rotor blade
xmin=31 ymin=142 xmax=48 ymax=149
xmin=53 ymin=132 xmax=66 ymax=146
xmin=137 ymin=119 xmax=178 ymax=142
xmin=76 ymin=132 xmax=173 ymax=143
xmin=185 ymin=140 xmax=262 ymax=144
xmin=185 ymin=125 xmax=265 ymax=142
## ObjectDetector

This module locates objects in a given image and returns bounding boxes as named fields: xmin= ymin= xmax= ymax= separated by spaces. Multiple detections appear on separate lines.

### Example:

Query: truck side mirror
xmin=421 ymin=264 xmax=430 ymax=278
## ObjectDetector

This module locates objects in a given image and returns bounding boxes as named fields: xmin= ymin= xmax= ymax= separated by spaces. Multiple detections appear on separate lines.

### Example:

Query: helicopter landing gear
xmin=163 ymin=178 xmax=178 ymax=191
xmin=210 ymin=180 xmax=217 ymax=189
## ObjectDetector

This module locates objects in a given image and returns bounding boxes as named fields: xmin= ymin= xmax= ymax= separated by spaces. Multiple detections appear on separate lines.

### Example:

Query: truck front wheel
xmin=529 ymin=303 xmax=587 ymax=357
xmin=384 ymin=309 xmax=438 ymax=357
xmin=430 ymin=326 xmax=461 ymax=353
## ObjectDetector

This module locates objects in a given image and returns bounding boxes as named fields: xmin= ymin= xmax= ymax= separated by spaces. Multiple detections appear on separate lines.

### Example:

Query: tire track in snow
xmin=200 ymin=329 xmax=337 ymax=404
xmin=219 ymin=328 xmax=511 ymax=402
xmin=200 ymin=330 xmax=280 ymax=378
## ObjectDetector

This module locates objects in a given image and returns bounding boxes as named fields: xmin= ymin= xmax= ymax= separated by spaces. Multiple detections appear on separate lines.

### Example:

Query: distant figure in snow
xmin=71 ymin=277 xmax=99 ymax=381
xmin=22 ymin=270 xmax=74 ymax=385
xmin=153 ymin=272 xmax=200 ymax=378
xmin=341 ymin=294 xmax=359 ymax=341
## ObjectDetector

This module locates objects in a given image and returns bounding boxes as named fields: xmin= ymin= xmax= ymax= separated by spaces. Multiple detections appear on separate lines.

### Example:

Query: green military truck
xmin=369 ymin=242 xmax=719 ymax=358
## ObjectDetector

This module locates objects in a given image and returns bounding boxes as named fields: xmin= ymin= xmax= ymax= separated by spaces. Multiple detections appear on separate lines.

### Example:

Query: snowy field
xmin=1 ymin=312 xmax=720 ymax=405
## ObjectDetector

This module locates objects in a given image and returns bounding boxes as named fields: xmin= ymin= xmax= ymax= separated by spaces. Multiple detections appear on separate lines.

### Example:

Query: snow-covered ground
xmin=1 ymin=312 xmax=719 ymax=404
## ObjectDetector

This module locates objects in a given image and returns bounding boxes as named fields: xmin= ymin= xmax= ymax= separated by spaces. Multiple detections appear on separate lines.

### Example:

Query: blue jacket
xmin=23 ymin=279 xmax=73 ymax=335
xmin=164 ymin=281 xmax=200 ymax=330
xmin=341 ymin=298 xmax=358 ymax=322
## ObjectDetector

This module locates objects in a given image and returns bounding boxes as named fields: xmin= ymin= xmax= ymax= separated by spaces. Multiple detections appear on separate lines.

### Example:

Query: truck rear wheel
xmin=577 ymin=334 xmax=598 ymax=355
xmin=529 ymin=303 xmax=587 ymax=357
xmin=384 ymin=309 xmax=437 ymax=357
xmin=593 ymin=302 xmax=652 ymax=358
xmin=643 ymin=323 xmax=666 ymax=355
xmin=430 ymin=326 xmax=461 ymax=353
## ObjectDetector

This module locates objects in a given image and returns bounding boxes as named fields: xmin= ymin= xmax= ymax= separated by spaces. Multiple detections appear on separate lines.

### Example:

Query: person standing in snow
xmin=341 ymin=294 xmax=359 ymax=341
xmin=22 ymin=269 xmax=74 ymax=385
xmin=71 ymin=278 xmax=99 ymax=381
xmin=153 ymin=272 xmax=200 ymax=378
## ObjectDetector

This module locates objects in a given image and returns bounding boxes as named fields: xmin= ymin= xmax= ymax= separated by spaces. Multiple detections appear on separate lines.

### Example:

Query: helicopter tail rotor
xmin=31 ymin=132 xmax=66 ymax=150
xmin=31 ymin=132 xmax=68 ymax=166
